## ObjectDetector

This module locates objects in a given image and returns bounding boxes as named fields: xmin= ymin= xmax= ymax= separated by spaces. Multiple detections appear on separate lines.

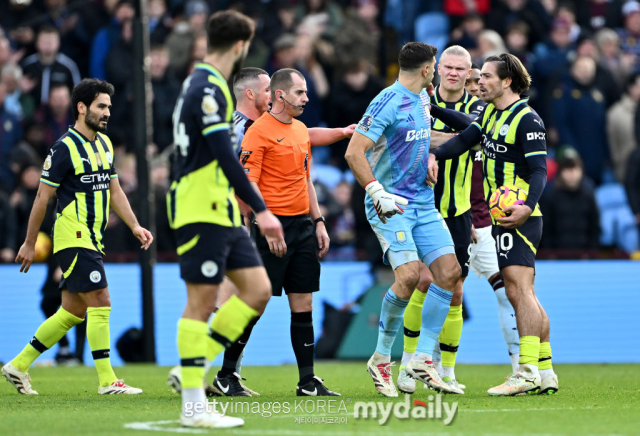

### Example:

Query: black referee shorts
xmin=251 ymin=214 xmax=320 ymax=297
xmin=444 ymin=210 xmax=473 ymax=278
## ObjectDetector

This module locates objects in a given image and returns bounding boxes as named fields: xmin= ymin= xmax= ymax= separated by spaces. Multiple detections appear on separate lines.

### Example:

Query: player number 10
xmin=496 ymin=233 xmax=513 ymax=252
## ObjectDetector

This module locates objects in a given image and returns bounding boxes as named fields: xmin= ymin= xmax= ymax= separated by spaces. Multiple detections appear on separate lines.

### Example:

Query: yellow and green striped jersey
xmin=167 ymin=62 xmax=241 ymax=229
xmin=40 ymin=127 xmax=117 ymax=254
xmin=473 ymin=98 xmax=546 ymax=222
xmin=432 ymin=86 xmax=485 ymax=217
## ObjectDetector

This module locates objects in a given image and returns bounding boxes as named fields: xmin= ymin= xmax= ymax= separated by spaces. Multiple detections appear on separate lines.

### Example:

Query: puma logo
xmin=500 ymin=252 xmax=509 ymax=259
xmin=81 ymin=158 xmax=91 ymax=165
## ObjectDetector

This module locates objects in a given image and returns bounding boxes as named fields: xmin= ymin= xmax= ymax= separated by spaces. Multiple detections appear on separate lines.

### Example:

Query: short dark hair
xmin=398 ymin=42 xmax=438 ymax=71
xmin=49 ymin=82 xmax=70 ymax=96
xmin=206 ymin=10 xmax=255 ymax=53
xmin=471 ymin=62 xmax=481 ymax=70
xmin=485 ymin=53 xmax=531 ymax=94
xmin=233 ymin=67 xmax=269 ymax=98
xmin=270 ymin=68 xmax=304 ymax=101
xmin=71 ymin=78 xmax=115 ymax=119
xmin=38 ymin=25 xmax=59 ymax=38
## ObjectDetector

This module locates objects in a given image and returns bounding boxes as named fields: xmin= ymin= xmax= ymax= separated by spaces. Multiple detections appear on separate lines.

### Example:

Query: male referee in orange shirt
xmin=241 ymin=68 xmax=340 ymax=396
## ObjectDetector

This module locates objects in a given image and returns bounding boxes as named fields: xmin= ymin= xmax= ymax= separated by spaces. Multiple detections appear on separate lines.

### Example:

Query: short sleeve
xmin=355 ymin=92 xmax=398 ymax=143
xmin=41 ymin=142 xmax=73 ymax=188
xmin=518 ymin=113 xmax=548 ymax=159
xmin=240 ymin=127 xmax=268 ymax=183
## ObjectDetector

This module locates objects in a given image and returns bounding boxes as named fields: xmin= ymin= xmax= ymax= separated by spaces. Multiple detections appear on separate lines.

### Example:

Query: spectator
xmin=6 ymin=122 xmax=46 ymax=180
xmin=329 ymin=181 xmax=356 ymax=248
xmin=190 ymin=31 xmax=207 ymax=64
xmin=32 ymin=83 xmax=74 ymax=147
xmin=1 ymin=63 xmax=36 ymax=121
xmin=618 ymin=0 xmax=640 ymax=73
xmin=487 ymin=0 xmax=552 ymax=47
xmin=151 ymin=154 xmax=175 ymax=252
xmin=148 ymin=0 xmax=173 ymax=44
xmin=11 ymin=164 xmax=42 ymax=243
xmin=575 ymin=33 xmax=622 ymax=107
xmin=556 ymin=2 xmax=583 ymax=43
xmin=295 ymin=0 xmax=345 ymax=41
xmin=260 ymin=0 xmax=300 ymax=47
xmin=607 ymin=73 xmax=640 ymax=183
xmin=89 ymin=0 xmax=135 ymax=80
xmin=505 ymin=21 xmax=534 ymax=69
xmin=21 ymin=26 xmax=81 ymax=105
xmin=0 ymin=81 xmax=23 ymax=193
xmin=476 ymin=29 xmax=507 ymax=64
xmin=552 ymin=55 xmax=610 ymax=184
xmin=150 ymin=44 xmax=180 ymax=153
xmin=625 ymin=145 xmax=640 ymax=231
xmin=596 ymin=27 xmax=635 ymax=84
xmin=333 ymin=0 xmax=381 ymax=69
xmin=0 ymin=36 xmax=16 ymax=72
xmin=166 ymin=22 xmax=196 ymax=80
xmin=0 ymin=190 xmax=18 ymax=262
xmin=324 ymin=59 xmax=384 ymax=169
xmin=540 ymin=150 xmax=600 ymax=249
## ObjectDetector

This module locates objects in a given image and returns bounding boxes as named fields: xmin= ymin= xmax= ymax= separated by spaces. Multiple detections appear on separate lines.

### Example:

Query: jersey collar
xmin=68 ymin=126 xmax=90 ymax=143
xmin=195 ymin=62 xmax=226 ymax=83
xmin=393 ymin=80 xmax=422 ymax=97
xmin=434 ymin=85 xmax=468 ymax=105
xmin=503 ymin=97 xmax=529 ymax=112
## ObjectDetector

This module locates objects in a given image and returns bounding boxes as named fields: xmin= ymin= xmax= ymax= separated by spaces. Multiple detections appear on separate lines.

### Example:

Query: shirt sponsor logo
xmin=405 ymin=128 xmax=430 ymax=142
xmin=81 ymin=173 xmax=110 ymax=191
xmin=526 ymin=132 xmax=546 ymax=141
xmin=482 ymin=136 xmax=508 ymax=153
xmin=357 ymin=114 xmax=373 ymax=132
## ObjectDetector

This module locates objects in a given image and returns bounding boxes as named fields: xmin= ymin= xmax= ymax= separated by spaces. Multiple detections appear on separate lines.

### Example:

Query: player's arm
xmin=430 ymin=131 xmax=456 ymax=148
xmin=306 ymin=154 xmax=329 ymax=258
xmin=427 ymin=121 xmax=483 ymax=183
xmin=498 ymin=114 xmax=548 ymax=229
xmin=308 ymin=124 xmax=356 ymax=147
xmin=15 ymin=182 xmax=57 ymax=273
xmin=430 ymin=105 xmax=477 ymax=131
xmin=109 ymin=177 xmax=153 ymax=249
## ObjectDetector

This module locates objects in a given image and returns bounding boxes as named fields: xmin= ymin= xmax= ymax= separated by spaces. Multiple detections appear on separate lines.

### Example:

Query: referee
xmin=241 ymin=68 xmax=340 ymax=396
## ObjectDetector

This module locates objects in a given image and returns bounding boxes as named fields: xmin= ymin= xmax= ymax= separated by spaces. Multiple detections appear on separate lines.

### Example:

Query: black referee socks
xmin=291 ymin=311 xmax=315 ymax=384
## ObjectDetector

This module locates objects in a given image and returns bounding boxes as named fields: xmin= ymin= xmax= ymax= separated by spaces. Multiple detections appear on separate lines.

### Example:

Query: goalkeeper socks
xmin=538 ymin=341 xmax=555 ymax=378
xmin=219 ymin=316 xmax=260 ymax=377
xmin=375 ymin=289 xmax=409 ymax=356
xmin=291 ymin=311 xmax=315 ymax=384
xmin=403 ymin=290 xmax=425 ymax=356
xmin=439 ymin=304 xmax=463 ymax=369
xmin=12 ymin=307 xmax=84 ymax=373
xmin=491 ymin=274 xmax=520 ymax=358
xmin=86 ymin=307 xmax=118 ymax=387
xmin=207 ymin=295 xmax=257 ymax=363
xmin=415 ymin=284 xmax=453 ymax=356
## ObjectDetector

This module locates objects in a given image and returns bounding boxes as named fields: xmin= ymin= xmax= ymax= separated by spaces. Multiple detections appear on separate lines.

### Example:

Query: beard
xmin=85 ymin=108 xmax=108 ymax=132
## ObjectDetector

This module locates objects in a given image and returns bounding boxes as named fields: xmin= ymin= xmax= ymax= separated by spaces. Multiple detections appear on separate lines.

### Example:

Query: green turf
xmin=1 ymin=363 xmax=639 ymax=436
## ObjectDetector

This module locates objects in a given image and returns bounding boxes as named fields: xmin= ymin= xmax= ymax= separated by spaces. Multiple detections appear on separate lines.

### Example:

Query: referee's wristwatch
xmin=313 ymin=216 xmax=326 ymax=226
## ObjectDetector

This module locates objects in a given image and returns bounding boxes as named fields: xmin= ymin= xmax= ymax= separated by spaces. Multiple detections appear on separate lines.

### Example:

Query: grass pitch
xmin=1 ymin=363 xmax=639 ymax=436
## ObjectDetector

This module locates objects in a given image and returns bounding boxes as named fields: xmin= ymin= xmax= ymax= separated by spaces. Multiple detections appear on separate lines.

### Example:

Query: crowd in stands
xmin=1 ymin=0 xmax=639 ymax=264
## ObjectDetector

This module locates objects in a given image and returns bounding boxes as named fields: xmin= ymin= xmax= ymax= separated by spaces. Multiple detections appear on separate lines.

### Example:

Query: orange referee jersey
xmin=241 ymin=112 xmax=311 ymax=216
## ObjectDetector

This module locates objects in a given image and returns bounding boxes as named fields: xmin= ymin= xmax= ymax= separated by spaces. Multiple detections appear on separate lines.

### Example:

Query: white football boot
xmin=2 ymin=362 xmax=38 ymax=395
xmin=407 ymin=359 xmax=464 ymax=394
xmin=367 ymin=355 xmax=398 ymax=397
xmin=487 ymin=372 xmax=541 ymax=396
xmin=397 ymin=367 xmax=416 ymax=394
xmin=98 ymin=379 xmax=143 ymax=394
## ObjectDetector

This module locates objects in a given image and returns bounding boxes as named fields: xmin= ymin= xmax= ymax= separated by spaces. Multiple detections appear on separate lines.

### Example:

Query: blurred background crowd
xmin=1 ymin=0 xmax=640 ymax=267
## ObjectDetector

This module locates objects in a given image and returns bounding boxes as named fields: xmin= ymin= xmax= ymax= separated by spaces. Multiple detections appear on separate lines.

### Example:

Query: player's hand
xmin=497 ymin=204 xmax=532 ymax=229
xmin=426 ymin=84 xmax=435 ymax=97
xmin=342 ymin=124 xmax=357 ymax=139
xmin=132 ymin=225 xmax=153 ymax=250
xmin=471 ymin=225 xmax=478 ymax=244
xmin=364 ymin=180 xmax=408 ymax=224
xmin=243 ymin=214 xmax=251 ymax=229
xmin=255 ymin=210 xmax=284 ymax=240
xmin=15 ymin=242 xmax=35 ymax=273
xmin=315 ymin=221 xmax=330 ymax=259
xmin=266 ymin=234 xmax=287 ymax=257
xmin=427 ymin=153 xmax=438 ymax=185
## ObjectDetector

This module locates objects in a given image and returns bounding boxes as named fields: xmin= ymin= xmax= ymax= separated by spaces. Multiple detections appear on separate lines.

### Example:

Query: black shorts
xmin=492 ymin=217 xmax=543 ymax=270
xmin=251 ymin=214 xmax=320 ymax=297
xmin=55 ymin=248 xmax=108 ymax=293
xmin=176 ymin=223 xmax=263 ymax=285
xmin=444 ymin=210 xmax=472 ymax=277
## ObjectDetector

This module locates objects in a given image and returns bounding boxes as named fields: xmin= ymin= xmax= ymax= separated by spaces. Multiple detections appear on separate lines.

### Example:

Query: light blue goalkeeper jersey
xmin=355 ymin=80 xmax=434 ymax=217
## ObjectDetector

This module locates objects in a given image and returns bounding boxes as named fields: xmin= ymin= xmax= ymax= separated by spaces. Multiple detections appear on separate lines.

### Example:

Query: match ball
xmin=488 ymin=185 xmax=528 ymax=221
xmin=34 ymin=231 xmax=52 ymax=262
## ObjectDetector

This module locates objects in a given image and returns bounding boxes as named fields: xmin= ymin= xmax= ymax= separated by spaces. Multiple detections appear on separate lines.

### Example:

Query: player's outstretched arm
xmin=430 ymin=105 xmax=476 ymax=131
xmin=109 ymin=178 xmax=153 ymax=249
xmin=15 ymin=182 xmax=57 ymax=273
xmin=308 ymin=124 xmax=357 ymax=147
xmin=430 ymin=131 xmax=457 ymax=148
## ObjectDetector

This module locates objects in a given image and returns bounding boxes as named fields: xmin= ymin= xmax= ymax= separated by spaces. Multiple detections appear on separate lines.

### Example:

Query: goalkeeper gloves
xmin=364 ymin=180 xmax=408 ymax=224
